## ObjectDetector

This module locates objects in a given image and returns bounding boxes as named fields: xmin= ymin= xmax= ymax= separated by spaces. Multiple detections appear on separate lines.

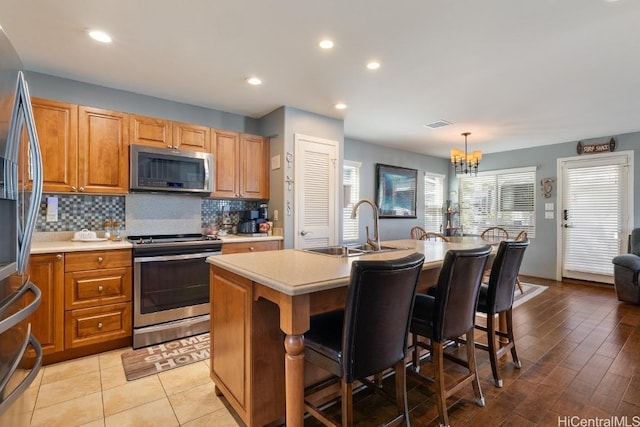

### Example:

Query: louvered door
xmin=294 ymin=134 xmax=339 ymax=249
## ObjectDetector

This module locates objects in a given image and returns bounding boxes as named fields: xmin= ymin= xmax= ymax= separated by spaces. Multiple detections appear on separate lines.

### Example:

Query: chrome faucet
xmin=351 ymin=199 xmax=381 ymax=251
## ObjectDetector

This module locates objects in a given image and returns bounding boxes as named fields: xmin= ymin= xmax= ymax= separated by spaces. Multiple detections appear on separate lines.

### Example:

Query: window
xmin=459 ymin=166 xmax=536 ymax=238
xmin=343 ymin=161 xmax=361 ymax=241
xmin=424 ymin=173 xmax=444 ymax=232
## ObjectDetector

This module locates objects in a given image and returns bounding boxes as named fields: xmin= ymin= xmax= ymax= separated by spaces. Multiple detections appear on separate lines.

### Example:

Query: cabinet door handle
xmin=97 ymin=285 xmax=104 ymax=292
xmin=97 ymin=322 xmax=103 ymax=329
xmin=71 ymin=186 xmax=77 ymax=192
xmin=79 ymin=187 xmax=85 ymax=192
xmin=56 ymin=254 xmax=63 ymax=260
xmin=97 ymin=256 xmax=104 ymax=263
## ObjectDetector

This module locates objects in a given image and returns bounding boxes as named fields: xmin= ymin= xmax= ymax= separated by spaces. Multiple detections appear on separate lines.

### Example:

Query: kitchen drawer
xmin=65 ymin=249 xmax=131 ymax=272
xmin=65 ymin=267 xmax=132 ymax=310
xmin=64 ymin=303 xmax=131 ymax=348
xmin=221 ymin=240 xmax=281 ymax=255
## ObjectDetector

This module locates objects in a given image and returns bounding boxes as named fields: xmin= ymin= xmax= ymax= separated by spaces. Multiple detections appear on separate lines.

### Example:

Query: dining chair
xmin=480 ymin=226 xmax=509 ymax=242
xmin=473 ymin=239 xmax=529 ymax=387
xmin=480 ymin=226 xmax=514 ymax=291
xmin=419 ymin=232 xmax=450 ymax=242
xmin=409 ymin=245 xmax=491 ymax=427
xmin=303 ymin=252 xmax=425 ymax=427
xmin=513 ymin=230 xmax=528 ymax=293
xmin=410 ymin=226 xmax=426 ymax=240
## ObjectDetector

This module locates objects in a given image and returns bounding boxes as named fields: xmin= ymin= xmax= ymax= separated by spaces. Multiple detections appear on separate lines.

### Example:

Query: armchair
xmin=612 ymin=229 xmax=640 ymax=304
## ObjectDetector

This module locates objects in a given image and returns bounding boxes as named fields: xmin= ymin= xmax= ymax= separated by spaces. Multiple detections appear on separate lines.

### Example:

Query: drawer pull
xmin=97 ymin=256 xmax=103 ymax=263
xmin=249 ymin=247 xmax=255 ymax=251
xmin=56 ymin=254 xmax=63 ymax=260
xmin=97 ymin=285 xmax=104 ymax=292
xmin=97 ymin=322 xmax=103 ymax=329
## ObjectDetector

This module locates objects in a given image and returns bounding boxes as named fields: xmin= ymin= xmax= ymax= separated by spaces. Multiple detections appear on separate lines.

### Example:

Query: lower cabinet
xmin=26 ymin=253 xmax=65 ymax=357
xmin=221 ymin=240 xmax=281 ymax=255
xmin=210 ymin=266 xmax=285 ymax=427
xmin=27 ymin=249 xmax=132 ymax=363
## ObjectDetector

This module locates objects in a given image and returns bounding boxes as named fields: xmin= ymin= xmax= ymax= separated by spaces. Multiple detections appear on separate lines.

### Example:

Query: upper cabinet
xmin=240 ymin=134 xmax=269 ymax=199
xmin=30 ymin=99 xmax=129 ymax=194
xmin=29 ymin=98 xmax=78 ymax=193
xmin=78 ymin=106 xmax=129 ymax=194
xmin=130 ymin=115 xmax=211 ymax=152
xmin=211 ymin=130 xmax=269 ymax=199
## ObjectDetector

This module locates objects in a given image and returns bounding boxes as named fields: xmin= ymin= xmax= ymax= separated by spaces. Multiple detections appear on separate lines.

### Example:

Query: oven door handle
xmin=134 ymin=251 xmax=221 ymax=263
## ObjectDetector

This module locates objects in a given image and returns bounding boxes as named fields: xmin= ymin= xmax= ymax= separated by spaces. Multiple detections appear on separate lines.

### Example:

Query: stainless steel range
xmin=128 ymin=233 xmax=222 ymax=349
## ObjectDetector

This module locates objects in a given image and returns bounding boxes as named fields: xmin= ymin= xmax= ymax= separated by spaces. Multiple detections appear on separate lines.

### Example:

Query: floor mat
xmin=121 ymin=333 xmax=210 ymax=381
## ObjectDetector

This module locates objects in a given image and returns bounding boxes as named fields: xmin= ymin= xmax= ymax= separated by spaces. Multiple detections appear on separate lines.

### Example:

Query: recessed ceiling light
xmin=88 ymin=30 xmax=112 ymax=43
xmin=366 ymin=61 xmax=381 ymax=70
xmin=246 ymin=77 xmax=262 ymax=86
xmin=319 ymin=39 xmax=334 ymax=49
xmin=334 ymin=103 xmax=347 ymax=110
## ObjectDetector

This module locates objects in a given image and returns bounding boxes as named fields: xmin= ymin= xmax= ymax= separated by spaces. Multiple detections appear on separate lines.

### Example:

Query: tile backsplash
xmin=36 ymin=193 xmax=264 ymax=235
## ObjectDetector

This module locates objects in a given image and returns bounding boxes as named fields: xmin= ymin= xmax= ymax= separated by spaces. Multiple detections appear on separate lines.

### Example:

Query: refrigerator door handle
xmin=0 ymin=327 xmax=43 ymax=417
xmin=12 ymin=72 xmax=43 ymax=275
xmin=0 ymin=281 xmax=41 ymax=335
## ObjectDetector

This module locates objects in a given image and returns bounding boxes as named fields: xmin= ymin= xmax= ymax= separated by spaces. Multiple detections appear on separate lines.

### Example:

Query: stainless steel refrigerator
xmin=0 ymin=25 xmax=44 ymax=425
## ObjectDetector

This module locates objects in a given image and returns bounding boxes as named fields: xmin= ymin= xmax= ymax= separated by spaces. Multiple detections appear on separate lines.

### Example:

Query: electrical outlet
xmin=274 ymin=210 xmax=279 ymax=221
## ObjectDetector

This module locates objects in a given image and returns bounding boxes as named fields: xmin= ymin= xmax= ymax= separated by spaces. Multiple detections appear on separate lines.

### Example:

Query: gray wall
xmin=473 ymin=132 xmax=638 ymax=279
xmin=261 ymin=107 xmax=344 ymax=249
xmin=344 ymin=138 xmax=450 ymax=242
xmin=25 ymin=71 xmax=260 ymax=133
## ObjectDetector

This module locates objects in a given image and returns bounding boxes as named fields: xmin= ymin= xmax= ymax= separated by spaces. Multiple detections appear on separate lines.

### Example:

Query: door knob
xmin=300 ymin=230 xmax=310 ymax=236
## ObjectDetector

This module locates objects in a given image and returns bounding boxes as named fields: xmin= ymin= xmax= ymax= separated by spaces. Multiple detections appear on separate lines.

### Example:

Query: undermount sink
xmin=303 ymin=244 xmax=410 ymax=258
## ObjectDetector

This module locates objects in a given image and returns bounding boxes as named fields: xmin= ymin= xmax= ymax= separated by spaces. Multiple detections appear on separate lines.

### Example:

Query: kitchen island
xmin=206 ymin=238 xmax=491 ymax=427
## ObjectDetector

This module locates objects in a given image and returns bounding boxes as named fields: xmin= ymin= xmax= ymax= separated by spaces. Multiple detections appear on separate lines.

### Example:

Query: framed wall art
xmin=375 ymin=163 xmax=417 ymax=218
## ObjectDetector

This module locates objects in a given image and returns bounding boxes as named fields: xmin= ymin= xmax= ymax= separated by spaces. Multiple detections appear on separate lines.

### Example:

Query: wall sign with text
xmin=576 ymin=138 xmax=616 ymax=155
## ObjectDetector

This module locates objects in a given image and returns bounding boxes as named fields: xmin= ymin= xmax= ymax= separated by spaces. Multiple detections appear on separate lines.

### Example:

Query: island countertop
xmin=206 ymin=238 xmax=490 ymax=296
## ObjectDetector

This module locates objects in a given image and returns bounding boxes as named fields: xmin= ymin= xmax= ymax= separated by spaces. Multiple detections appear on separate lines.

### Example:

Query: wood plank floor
xmin=305 ymin=276 xmax=640 ymax=426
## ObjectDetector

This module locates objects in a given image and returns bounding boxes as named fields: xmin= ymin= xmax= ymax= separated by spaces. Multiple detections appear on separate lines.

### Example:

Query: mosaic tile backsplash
xmin=36 ymin=194 xmax=125 ymax=232
xmin=35 ymin=193 xmax=264 ymax=234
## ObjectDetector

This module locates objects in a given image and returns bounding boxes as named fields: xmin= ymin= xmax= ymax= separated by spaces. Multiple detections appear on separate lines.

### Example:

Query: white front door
xmin=558 ymin=151 xmax=633 ymax=283
xmin=293 ymin=134 xmax=339 ymax=249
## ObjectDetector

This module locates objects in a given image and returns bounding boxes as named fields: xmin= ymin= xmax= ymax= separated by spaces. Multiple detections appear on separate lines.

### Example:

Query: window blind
xmin=424 ymin=173 xmax=444 ymax=232
xmin=563 ymin=162 xmax=625 ymax=276
xmin=343 ymin=161 xmax=361 ymax=241
xmin=459 ymin=167 xmax=536 ymax=238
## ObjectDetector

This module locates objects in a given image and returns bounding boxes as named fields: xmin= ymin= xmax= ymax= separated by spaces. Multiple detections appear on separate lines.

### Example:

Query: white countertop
xmin=206 ymin=238 xmax=492 ymax=296
xmin=30 ymin=232 xmax=282 ymax=253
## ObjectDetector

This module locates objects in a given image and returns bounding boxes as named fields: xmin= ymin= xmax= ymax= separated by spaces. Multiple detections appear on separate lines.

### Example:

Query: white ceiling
xmin=1 ymin=0 xmax=639 ymax=159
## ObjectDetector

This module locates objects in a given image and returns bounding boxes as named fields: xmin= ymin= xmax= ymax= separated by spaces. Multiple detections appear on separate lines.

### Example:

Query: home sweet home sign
xmin=576 ymin=138 xmax=616 ymax=155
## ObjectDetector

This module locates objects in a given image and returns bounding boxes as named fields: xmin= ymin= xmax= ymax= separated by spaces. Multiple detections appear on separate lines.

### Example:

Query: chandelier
xmin=450 ymin=132 xmax=482 ymax=176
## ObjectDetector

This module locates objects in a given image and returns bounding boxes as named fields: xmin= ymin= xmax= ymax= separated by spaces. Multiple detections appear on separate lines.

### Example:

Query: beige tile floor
xmin=23 ymin=347 xmax=244 ymax=427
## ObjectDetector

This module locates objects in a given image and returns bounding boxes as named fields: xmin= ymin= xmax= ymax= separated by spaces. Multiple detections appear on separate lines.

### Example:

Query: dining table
xmin=206 ymin=237 xmax=494 ymax=427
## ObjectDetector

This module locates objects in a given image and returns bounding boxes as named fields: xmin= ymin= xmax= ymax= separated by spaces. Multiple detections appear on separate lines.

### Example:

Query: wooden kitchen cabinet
xmin=29 ymin=98 xmax=129 ymax=194
xmin=63 ymin=249 xmax=132 ymax=349
xmin=130 ymin=115 xmax=211 ymax=152
xmin=173 ymin=121 xmax=211 ymax=152
xmin=221 ymin=240 xmax=281 ymax=255
xmin=25 ymin=249 xmax=133 ymax=362
xmin=26 ymin=253 xmax=65 ymax=357
xmin=129 ymin=115 xmax=172 ymax=148
xmin=210 ymin=266 xmax=285 ymax=426
xmin=78 ymin=106 xmax=129 ymax=194
xmin=211 ymin=130 xmax=269 ymax=199
xmin=29 ymin=98 xmax=78 ymax=193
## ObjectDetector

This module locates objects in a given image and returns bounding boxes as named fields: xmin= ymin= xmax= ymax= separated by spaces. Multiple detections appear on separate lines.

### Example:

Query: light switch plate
xmin=545 ymin=211 xmax=554 ymax=219
xmin=545 ymin=202 xmax=554 ymax=211
xmin=271 ymin=155 xmax=281 ymax=170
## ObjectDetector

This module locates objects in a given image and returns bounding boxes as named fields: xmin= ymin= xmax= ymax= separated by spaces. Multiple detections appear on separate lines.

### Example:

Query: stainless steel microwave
xmin=130 ymin=145 xmax=214 ymax=194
